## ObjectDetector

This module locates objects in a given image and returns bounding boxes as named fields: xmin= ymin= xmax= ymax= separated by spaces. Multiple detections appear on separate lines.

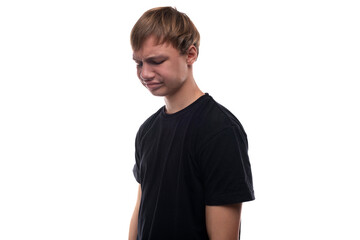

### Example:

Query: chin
xmin=150 ymin=92 xmax=165 ymax=97
xmin=147 ymin=85 xmax=178 ymax=98
xmin=147 ymin=87 xmax=168 ymax=97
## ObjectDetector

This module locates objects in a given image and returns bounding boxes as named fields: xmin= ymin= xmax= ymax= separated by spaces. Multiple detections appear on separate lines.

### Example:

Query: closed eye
xmin=135 ymin=61 xmax=143 ymax=68
xmin=148 ymin=59 xmax=165 ymax=65
xmin=133 ymin=56 xmax=168 ymax=67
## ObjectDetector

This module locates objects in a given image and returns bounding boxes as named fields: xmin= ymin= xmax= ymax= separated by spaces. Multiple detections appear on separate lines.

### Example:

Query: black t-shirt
xmin=133 ymin=93 xmax=255 ymax=240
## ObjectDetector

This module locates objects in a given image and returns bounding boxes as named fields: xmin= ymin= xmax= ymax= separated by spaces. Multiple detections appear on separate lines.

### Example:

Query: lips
xmin=144 ymin=82 xmax=163 ymax=90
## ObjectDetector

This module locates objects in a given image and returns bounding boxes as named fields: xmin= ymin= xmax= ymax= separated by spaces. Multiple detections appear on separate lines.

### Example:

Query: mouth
xmin=144 ymin=82 xmax=163 ymax=91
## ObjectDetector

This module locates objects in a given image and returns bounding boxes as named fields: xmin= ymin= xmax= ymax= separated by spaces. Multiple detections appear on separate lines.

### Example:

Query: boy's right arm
xmin=129 ymin=184 xmax=142 ymax=240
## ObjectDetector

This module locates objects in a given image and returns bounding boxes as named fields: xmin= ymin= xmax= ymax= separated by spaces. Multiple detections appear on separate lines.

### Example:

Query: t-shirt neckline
xmin=161 ymin=93 xmax=209 ymax=119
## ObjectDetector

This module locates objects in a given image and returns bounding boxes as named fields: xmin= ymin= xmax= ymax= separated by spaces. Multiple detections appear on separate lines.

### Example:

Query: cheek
xmin=166 ymin=61 xmax=185 ymax=78
xmin=173 ymin=62 xmax=188 ymax=80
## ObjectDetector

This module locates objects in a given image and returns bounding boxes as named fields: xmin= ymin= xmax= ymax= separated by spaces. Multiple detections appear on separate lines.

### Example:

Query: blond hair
xmin=130 ymin=7 xmax=200 ymax=55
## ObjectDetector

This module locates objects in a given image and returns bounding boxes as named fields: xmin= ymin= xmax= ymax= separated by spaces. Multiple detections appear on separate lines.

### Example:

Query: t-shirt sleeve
xmin=198 ymin=125 xmax=255 ymax=205
xmin=133 ymin=162 xmax=140 ymax=183
xmin=133 ymin=133 xmax=141 ymax=183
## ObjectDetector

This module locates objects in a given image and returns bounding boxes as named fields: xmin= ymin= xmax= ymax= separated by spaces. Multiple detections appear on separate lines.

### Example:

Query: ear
xmin=186 ymin=45 xmax=198 ymax=66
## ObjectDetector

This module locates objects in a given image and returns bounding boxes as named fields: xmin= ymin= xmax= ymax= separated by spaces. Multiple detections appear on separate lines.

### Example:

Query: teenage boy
xmin=129 ymin=7 xmax=255 ymax=240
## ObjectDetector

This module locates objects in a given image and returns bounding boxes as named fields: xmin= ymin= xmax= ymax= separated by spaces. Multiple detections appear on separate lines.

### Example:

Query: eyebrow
xmin=132 ymin=55 xmax=168 ymax=62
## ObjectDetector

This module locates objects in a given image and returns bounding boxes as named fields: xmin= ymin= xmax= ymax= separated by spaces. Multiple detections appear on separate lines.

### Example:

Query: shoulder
xmin=194 ymin=95 xmax=248 ymax=147
xmin=198 ymin=95 xmax=245 ymax=133
xmin=136 ymin=107 xmax=163 ymax=142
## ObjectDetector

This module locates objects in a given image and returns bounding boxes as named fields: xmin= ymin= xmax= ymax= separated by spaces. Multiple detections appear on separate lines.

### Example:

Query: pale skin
xmin=129 ymin=185 xmax=141 ymax=240
xmin=129 ymin=36 xmax=242 ymax=240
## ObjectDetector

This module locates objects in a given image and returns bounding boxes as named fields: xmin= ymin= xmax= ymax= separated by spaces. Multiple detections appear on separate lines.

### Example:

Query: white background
xmin=1 ymin=0 xmax=359 ymax=239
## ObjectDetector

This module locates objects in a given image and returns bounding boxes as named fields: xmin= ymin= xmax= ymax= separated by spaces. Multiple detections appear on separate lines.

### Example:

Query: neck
xmin=164 ymin=78 xmax=204 ymax=114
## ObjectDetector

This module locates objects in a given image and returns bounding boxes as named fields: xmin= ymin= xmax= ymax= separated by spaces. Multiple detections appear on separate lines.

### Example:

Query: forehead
xmin=133 ymin=35 xmax=179 ymax=60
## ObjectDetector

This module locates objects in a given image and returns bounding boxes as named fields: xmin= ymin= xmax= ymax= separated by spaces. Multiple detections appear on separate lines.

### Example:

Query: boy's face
xmin=132 ymin=35 xmax=190 ymax=97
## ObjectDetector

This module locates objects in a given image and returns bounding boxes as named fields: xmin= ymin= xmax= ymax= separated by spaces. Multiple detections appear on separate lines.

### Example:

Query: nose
xmin=139 ymin=63 xmax=155 ymax=81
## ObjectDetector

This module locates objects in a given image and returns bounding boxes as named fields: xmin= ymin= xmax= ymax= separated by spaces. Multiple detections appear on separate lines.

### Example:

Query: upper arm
xmin=199 ymin=126 xmax=255 ymax=205
xmin=206 ymin=203 xmax=242 ymax=240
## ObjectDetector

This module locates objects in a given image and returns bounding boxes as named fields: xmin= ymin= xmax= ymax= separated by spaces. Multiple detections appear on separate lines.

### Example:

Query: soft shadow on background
xmin=0 ymin=0 xmax=359 ymax=239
